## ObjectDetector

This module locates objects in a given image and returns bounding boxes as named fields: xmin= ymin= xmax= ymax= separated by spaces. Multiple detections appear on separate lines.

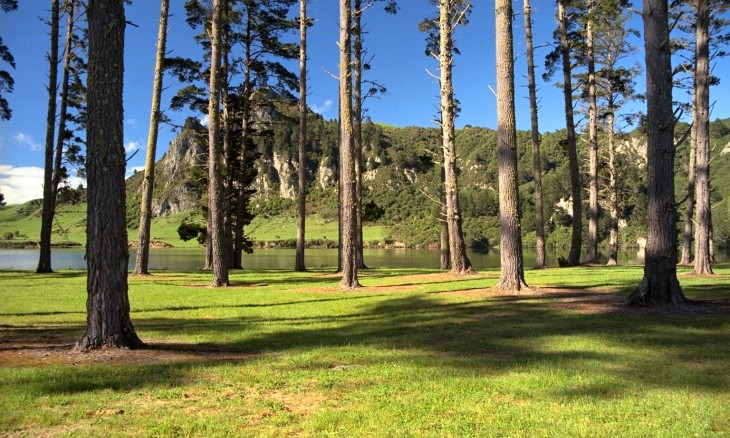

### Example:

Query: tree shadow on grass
xmin=2 ymin=277 xmax=728 ymax=400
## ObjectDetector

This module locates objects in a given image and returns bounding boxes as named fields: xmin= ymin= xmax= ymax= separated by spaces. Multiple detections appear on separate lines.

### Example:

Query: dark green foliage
xmin=177 ymin=216 xmax=207 ymax=245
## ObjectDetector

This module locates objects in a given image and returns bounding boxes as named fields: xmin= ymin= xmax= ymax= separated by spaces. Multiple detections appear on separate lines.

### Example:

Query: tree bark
xmin=558 ymin=0 xmax=583 ymax=267
xmin=693 ymin=0 xmax=713 ymax=276
xmin=679 ymin=115 xmax=697 ymax=265
xmin=78 ymin=0 xmax=142 ymax=349
xmin=207 ymin=0 xmax=229 ymax=287
xmin=353 ymin=0 xmax=367 ymax=270
xmin=523 ymin=0 xmax=545 ymax=269
xmin=133 ymin=0 xmax=169 ymax=276
xmin=606 ymin=112 xmax=619 ymax=265
xmin=439 ymin=165 xmax=450 ymax=270
xmin=496 ymin=0 xmax=528 ymax=291
xmin=295 ymin=0 xmax=308 ymax=272
xmin=440 ymin=0 xmax=473 ymax=275
xmin=626 ymin=0 xmax=687 ymax=307
xmin=585 ymin=4 xmax=600 ymax=265
xmin=37 ymin=0 xmax=60 ymax=274
xmin=234 ymin=13 xmax=253 ymax=271
xmin=339 ymin=0 xmax=359 ymax=288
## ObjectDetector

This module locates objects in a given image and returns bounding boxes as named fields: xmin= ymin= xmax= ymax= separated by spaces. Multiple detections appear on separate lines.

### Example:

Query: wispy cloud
xmin=0 ymin=165 xmax=81 ymax=205
xmin=14 ymin=133 xmax=42 ymax=152
xmin=125 ymin=140 xmax=142 ymax=154
xmin=125 ymin=118 xmax=138 ymax=129
xmin=199 ymin=114 xmax=210 ymax=126
xmin=311 ymin=99 xmax=334 ymax=115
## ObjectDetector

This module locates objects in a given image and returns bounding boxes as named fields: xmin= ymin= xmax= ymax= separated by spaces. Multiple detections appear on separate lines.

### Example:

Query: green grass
xmin=1 ymin=265 xmax=729 ymax=436
xmin=0 ymin=203 xmax=384 ymax=248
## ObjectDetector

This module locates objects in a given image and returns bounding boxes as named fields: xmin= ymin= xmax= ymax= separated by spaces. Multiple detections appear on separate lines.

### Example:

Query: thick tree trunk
xmin=585 ymin=7 xmax=599 ymax=265
xmin=558 ymin=0 xmax=583 ymax=267
xmin=295 ymin=0 xmax=308 ymax=272
xmin=37 ymin=0 xmax=60 ymax=274
xmin=495 ymin=0 xmax=528 ymax=291
xmin=523 ymin=0 xmax=545 ymax=269
xmin=133 ymin=0 xmax=169 ymax=276
xmin=606 ymin=112 xmax=619 ymax=265
xmin=78 ymin=0 xmax=142 ymax=349
xmin=627 ymin=0 xmax=687 ymax=307
xmin=339 ymin=0 xmax=359 ymax=289
xmin=440 ymin=0 xmax=473 ymax=275
xmin=693 ymin=0 xmax=713 ymax=276
xmin=207 ymin=0 xmax=229 ymax=287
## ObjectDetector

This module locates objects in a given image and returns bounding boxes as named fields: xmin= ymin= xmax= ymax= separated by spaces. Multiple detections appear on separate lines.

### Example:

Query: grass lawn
xmin=0 ymin=265 xmax=728 ymax=437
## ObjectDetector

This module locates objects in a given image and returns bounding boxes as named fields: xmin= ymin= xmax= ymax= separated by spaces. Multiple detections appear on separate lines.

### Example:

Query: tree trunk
xmin=37 ymin=0 xmax=60 ymax=274
xmin=679 ymin=114 xmax=697 ymax=265
xmin=439 ymin=165 xmax=450 ymax=270
xmin=523 ymin=0 xmax=545 ymax=269
xmin=234 ymin=17 xmax=253 ymax=271
xmin=78 ymin=0 xmax=142 ymax=349
xmin=51 ymin=0 xmax=75 ymax=234
xmin=339 ymin=0 xmax=359 ymax=289
xmin=585 ymin=5 xmax=599 ymax=265
xmin=495 ymin=0 xmax=528 ymax=291
xmin=558 ymin=0 xmax=583 ymax=267
xmin=693 ymin=0 xmax=713 ymax=276
xmin=626 ymin=0 xmax=687 ymax=307
xmin=207 ymin=0 xmax=229 ymax=287
xmin=440 ymin=0 xmax=473 ymax=275
xmin=606 ymin=112 xmax=619 ymax=265
xmin=353 ymin=0 xmax=367 ymax=270
xmin=133 ymin=0 xmax=169 ymax=276
xmin=295 ymin=0 xmax=308 ymax=272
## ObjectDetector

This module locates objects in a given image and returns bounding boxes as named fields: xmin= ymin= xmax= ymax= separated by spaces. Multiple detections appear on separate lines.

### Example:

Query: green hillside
xmin=3 ymin=117 xmax=730 ymax=251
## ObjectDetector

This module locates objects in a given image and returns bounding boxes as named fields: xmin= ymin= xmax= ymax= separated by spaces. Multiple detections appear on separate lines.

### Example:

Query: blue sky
xmin=0 ymin=1 xmax=727 ymax=205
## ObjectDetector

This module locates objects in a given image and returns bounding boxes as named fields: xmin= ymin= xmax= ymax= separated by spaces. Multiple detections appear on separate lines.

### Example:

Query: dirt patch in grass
xmin=0 ymin=338 xmax=258 ymax=368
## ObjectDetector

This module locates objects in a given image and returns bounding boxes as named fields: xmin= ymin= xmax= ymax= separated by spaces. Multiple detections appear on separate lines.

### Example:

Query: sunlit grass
xmin=1 ymin=265 xmax=728 ymax=436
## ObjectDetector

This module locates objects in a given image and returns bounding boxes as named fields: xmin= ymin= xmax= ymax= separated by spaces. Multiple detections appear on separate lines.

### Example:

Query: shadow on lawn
xmin=3 ymin=287 xmax=727 ymax=400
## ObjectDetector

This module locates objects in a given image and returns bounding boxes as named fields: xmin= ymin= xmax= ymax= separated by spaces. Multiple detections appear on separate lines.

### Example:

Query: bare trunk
xmin=78 ymin=0 xmax=142 ymax=349
xmin=585 ymin=6 xmax=599 ymax=264
xmin=693 ymin=0 xmax=713 ymax=276
xmin=339 ymin=0 xmax=359 ymax=288
xmin=439 ymin=166 xmax=450 ymax=270
xmin=37 ymin=0 xmax=60 ymax=274
xmin=496 ymin=0 xmax=528 ymax=291
xmin=558 ymin=0 xmax=583 ymax=266
xmin=607 ymin=112 xmax=619 ymax=265
xmin=440 ymin=0 xmax=473 ymax=275
xmin=627 ymin=0 xmax=687 ymax=307
xmin=234 ymin=19 xmax=253 ymax=270
xmin=295 ymin=0 xmax=308 ymax=272
xmin=133 ymin=0 xmax=169 ymax=276
xmin=679 ymin=115 xmax=697 ymax=265
xmin=353 ymin=0 xmax=367 ymax=270
xmin=207 ymin=0 xmax=229 ymax=287
xmin=523 ymin=0 xmax=545 ymax=269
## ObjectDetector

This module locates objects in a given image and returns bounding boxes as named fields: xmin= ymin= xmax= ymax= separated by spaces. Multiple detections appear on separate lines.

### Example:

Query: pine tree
xmin=133 ymin=0 xmax=169 ymax=276
xmin=495 ymin=0 xmax=528 ymax=291
xmin=78 ymin=0 xmax=142 ymax=349
xmin=626 ymin=0 xmax=688 ymax=307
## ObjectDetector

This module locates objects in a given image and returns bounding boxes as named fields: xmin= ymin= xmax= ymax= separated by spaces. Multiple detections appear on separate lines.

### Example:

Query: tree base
xmin=75 ymin=332 xmax=144 ymax=351
xmin=625 ymin=276 xmax=689 ymax=309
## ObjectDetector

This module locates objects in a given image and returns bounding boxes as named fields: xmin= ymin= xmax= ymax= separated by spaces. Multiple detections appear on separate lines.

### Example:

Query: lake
xmin=0 ymin=247 xmax=655 ymax=271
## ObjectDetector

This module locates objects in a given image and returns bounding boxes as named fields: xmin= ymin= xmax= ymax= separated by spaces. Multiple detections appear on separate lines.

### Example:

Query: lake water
xmin=0 ymin=247 xmax=656 ymax=271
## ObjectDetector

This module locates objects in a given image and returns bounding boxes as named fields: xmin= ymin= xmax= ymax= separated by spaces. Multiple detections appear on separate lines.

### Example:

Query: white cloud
xmin=125 ymin=118 xmax=138 ymax=128
xmin=13 ymin=133 xmax=42 ymax=152
xmin=311 ymin=99 xmax=334 ymax=115
xmin=0 ymin=165 xmax=85 ymax=205
xmin=125 ymin=140 xmax=142 ymax=153
xmin=199 ymin=114 xmax=210 ymax=126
